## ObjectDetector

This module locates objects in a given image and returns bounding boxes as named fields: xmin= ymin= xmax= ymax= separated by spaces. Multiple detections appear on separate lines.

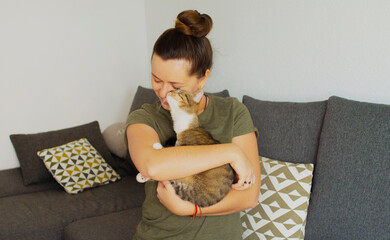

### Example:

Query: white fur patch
xmin=171 ymin=110 xmax=193 ymax=133
xmin=136 ymin=173 xmax=150 ymax=183
xmin=153 ymin=142 xmax=163 ymax=149
xmin=167 ymin=93 xmax=195 ymax=133
xmin=193 ymin=89 xmax=204 ymax=103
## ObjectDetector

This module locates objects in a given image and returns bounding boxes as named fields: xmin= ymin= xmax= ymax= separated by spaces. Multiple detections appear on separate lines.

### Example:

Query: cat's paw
xmin=136 ymin=173 xmax=150 ymax=183
xmin=153 ymin=142 xmax=163 ymax=149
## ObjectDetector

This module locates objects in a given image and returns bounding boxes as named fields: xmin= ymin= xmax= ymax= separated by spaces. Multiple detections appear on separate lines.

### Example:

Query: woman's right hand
xmin=230 ymin=149 xmax=255 ymax=190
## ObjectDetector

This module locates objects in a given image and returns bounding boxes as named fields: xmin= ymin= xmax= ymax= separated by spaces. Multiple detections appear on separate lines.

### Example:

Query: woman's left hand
xmin=157 ymin=181 xmax=194 ymax=216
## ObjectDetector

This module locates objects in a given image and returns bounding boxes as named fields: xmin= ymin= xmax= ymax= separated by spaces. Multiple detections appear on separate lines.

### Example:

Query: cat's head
xmin=166 ymin=90 xmax=198 ymax=115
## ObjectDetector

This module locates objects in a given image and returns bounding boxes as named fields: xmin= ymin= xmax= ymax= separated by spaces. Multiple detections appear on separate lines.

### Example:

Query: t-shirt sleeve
xmin=124 ymin=108 xmax=156 ymax=146
xmin=232 ymin=99 xmax=258 ymax=138
xmin=126 ymin=109 xmax=155 ymax=129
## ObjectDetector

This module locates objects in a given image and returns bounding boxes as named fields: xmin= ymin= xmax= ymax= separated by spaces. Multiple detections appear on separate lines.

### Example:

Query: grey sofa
xmin=0 ymin=86 xmax=389 ymax=240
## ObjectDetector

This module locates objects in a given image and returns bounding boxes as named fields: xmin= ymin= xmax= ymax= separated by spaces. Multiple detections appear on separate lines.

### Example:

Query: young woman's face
xmin=151 ymin=54 xmax=207 ymax=110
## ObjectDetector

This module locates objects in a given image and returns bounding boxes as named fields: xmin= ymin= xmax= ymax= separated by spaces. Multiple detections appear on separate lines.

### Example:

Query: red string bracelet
xmin=197 ymin=205 xmax=202 ymax=219
xmin=189 ymin=204 xmax=203 ymax=219
xmin=190 ymin=204 xmax=198 ymax=219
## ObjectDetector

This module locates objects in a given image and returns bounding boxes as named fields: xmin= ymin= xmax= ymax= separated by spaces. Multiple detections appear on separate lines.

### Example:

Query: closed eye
xmin=153 ymin=78 xmax=162 ymax=83
xmin=151 ymin=73 xmax=162 ymax=83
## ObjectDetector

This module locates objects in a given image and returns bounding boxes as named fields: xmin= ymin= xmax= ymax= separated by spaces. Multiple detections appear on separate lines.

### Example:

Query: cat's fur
xmin=166 ymin=90 xmax=235 ymax=207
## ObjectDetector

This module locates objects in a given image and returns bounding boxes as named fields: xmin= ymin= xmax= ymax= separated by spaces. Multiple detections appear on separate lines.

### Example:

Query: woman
xmin=126 ymin=10 xmax=260 ymax=239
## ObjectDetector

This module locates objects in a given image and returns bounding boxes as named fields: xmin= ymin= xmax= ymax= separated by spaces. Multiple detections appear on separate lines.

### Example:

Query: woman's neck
xmin=197 ymin=95 xmax=208 ymax=115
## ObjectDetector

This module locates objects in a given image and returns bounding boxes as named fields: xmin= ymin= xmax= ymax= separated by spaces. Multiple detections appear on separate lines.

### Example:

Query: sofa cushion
xmin=0 ymin=153 xmax=129 ymax=198
xmin=305 ymin=96 xmax=390 ymax=239
xmin=64 ymin=207 xmax=142 ymax=240
xmin=128 ymin=86 xmax=159 ymax=113
xmin=103 ymin=122 xmax=128 ymax=159
xmin=0 ymin=167 xmax=61 ymax=198
xmin=37 ymin=138 xmax=121 ymax=194
xmin=10 ymin=121 xmax=115 ymax=185
xmin=0 ymin=175 xmax=145 ymax=240
xmin=241 ymin=156 xmax=314 ymax=240
xmin=243 ymin=96 xmax=327 ymax=164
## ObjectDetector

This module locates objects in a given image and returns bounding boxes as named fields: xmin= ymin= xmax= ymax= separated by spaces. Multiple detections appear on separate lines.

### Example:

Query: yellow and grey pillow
xmin=37 ymin=138 xmax=120 ymax=194
xmin=240 ymin=156 xmax=314 ymax=240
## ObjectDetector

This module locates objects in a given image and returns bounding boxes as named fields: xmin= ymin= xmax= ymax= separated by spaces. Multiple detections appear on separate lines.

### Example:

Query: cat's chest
xmin=170 ymin=107 xmax=198 ymax=133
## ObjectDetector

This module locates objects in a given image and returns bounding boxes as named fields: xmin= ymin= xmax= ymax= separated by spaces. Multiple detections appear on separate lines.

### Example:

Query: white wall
xmin=145 ymin=0 xmax=390 ymax=104
xmin=0 ymin=0 xmax=149 ymax=170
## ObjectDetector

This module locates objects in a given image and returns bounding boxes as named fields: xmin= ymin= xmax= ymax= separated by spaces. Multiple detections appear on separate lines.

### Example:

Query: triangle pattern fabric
xmin=240 ymin=156 xmax=314 ymax=240
xmin=37 ymin=138 xmax=120 ymax=194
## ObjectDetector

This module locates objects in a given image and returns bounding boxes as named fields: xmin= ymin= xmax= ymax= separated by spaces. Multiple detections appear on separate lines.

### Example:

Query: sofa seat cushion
xmin=64 ymin=207 xmax=142 ymax=240
xmin=305 ymin=96 xmax=390 ymax=239
xmin=0 ymin=175 xmax=145 ymax=240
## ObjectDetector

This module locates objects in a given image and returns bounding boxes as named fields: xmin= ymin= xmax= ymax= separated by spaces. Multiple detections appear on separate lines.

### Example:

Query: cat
xmin=166 ymin=90 xmax=235 ymax=207
xmin=136 ymin=90 xmax=235 ymax=207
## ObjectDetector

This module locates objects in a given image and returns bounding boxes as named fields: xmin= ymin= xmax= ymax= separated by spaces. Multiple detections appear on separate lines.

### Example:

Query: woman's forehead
xmin=151 ymin=55 xmax=193 ymax=82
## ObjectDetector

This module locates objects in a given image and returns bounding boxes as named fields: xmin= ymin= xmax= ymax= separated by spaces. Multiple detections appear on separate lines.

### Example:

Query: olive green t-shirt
xmin=126 ymin=95 xmax=257 ymax=240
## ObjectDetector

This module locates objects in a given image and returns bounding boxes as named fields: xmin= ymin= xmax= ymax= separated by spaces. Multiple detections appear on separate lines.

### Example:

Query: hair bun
xmin=175 ymin=10 xmax=213 ymax=38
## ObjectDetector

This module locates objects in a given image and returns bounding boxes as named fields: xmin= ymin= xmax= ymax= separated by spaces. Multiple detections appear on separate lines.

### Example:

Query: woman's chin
xmin=161 ymin=102 xmax=170 ymax=111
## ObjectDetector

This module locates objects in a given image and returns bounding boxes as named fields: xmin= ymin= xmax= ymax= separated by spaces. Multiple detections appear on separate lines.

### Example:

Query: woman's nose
xmin=159 ymin=83 xmax=173 ymax=99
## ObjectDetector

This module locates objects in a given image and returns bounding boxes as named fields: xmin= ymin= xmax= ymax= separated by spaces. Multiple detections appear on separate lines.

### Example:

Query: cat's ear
xmin=193 ymin=89 xmax=204 ymax=103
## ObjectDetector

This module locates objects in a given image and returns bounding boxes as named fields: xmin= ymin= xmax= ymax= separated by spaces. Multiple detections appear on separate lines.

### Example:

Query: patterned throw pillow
xmin=37 ymin=138 xmax=120 ymax=194
xmin=241 ymin=157 xmax=314 ymax=240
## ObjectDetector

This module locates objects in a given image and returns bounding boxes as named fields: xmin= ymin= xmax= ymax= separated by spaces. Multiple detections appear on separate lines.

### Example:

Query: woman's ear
xmin=199 ymin=69 xmax=210 ymax=89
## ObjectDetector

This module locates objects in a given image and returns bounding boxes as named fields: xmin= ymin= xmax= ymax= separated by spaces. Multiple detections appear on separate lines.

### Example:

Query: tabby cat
xmin=164 ymin=89 xmax=235 ymax=207
xmin=136 ymin=90 xmax=235 ymax=207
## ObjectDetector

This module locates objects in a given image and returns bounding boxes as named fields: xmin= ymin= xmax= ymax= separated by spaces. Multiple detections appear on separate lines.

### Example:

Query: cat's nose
xmin=161 ymin=91 xmax=172 ymax=99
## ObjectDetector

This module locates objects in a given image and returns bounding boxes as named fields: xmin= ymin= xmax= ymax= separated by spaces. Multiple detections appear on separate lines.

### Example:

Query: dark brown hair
xmin=152 ymin=10 xmax=213 ymax=78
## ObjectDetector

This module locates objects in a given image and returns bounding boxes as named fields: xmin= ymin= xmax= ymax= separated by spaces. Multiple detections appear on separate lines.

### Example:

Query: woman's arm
xmin=126 ymin=123 xmax=254 ymax=184
xmin=202 ymin=131 xmax=261 ymax=214
xmin=157 ymin=131 xmax=261 ymax=216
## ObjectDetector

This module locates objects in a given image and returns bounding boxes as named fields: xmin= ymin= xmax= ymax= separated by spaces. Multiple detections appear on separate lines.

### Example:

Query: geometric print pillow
xmin=37 ymin=138 xmax=120 ymax=194
xmin=240 ymin=156 xmax=314 ymax=240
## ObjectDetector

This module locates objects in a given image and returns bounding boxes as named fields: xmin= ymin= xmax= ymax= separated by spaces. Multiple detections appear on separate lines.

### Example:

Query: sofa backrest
xmin=243 ymin=95 xmax=327 ymax=164
xmin=305 ymin=96 xmax=390 ymax=239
